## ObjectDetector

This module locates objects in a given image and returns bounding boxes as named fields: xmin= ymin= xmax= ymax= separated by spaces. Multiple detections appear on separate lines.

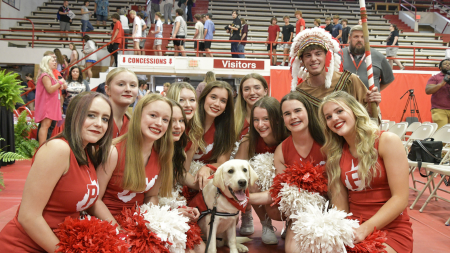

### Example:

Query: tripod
xmin=400 ymin=89 xmax=422 ymax=123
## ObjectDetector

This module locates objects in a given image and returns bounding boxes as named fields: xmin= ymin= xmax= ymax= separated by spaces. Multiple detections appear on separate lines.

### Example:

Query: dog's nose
xmin=238 ymin=179 xmax=247 ymax=187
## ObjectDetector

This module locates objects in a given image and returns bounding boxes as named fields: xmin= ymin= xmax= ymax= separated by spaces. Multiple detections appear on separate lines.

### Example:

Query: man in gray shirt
xmin=341 ymin=25 xmax=394 ymax=91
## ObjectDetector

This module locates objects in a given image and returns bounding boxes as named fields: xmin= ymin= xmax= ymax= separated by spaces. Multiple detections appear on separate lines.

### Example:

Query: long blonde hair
xmin=318 ymin=91 xmax=380 ymax=195
xmin=38 ymin=56 xmax=57 ymax=81
xmin=114 ymin=94 xmax=174 ymax=197
xmin=203 ymin=71 xmax=216 ymax=83
xmin=234 ymin=73 xmax=268 ymax=139
xmin=166 ymin=82 xmax=205 ymax=152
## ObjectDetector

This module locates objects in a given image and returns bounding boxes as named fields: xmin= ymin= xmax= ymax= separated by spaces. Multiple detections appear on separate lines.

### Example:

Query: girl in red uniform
xmin=0 ymin=92 xmax=113 ymax=252
xmin=167 ymin=82 xmax=205 ymax=155
xmin=319 ymin=91 xmax=413 ymax=253
xmin=89 ymin=94 xmax=174 ymax=222
xmin=105 ymin=67 xmax=139 ymax=138
xmin=249 ymin=92 xmax=325 ymax=252
xmin=234 ymin=73 xmax=269 ymax=140
xmin=235 ymin=96 xmax=287 ymax=243
xmin=193 ymin=81 xmax=236 ymax=190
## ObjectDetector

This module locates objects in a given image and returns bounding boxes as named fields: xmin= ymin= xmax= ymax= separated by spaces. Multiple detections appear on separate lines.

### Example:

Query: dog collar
xmin=217 ymin=187 xmax=249 ymax=213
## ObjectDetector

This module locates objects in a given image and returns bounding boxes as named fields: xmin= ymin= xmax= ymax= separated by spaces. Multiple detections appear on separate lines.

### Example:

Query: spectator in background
xmin=187 ymin=0 xmax=194 ymax=22
xmin=62 ymin=66 xmax=90 ymax=114
xmin=130 ymin=10 xmax=143 ymax=55
xmin=24 ymin=73 xmax=35 ymax=111
xmin=182 ymin=77 xmax=190 ymax=83
xmin=151 ymin=0 xmax=162 ymax=24
xmin=133 ymin=81 xmax=148 ymax=111
xmin=110 ymin=13 xmax=124 ymax=66
xmin=68 ymin=43 xmax=79 ymax=68
xmin=193 ymin=14 xmax=204 ymax=56
xmin=341 ymin=19 xmax=350 ymax=45
xmin=331 ymin=15 xmax=342 ymax=42
xmin=81 ymin=1 xmax=94 ymax=33
xmin=227 ymin=10 xmax=241 ymax=58
xmin=151 ymin=12 xmax=163 ymax=56
xmin=238 ymin=18 xmax=248 ymax=58
xmin=196 ymin=71 xmax=215 ymax=98
xmin=266 ymin=17 xmax=280 ymax=66
xmin=137 ymin=12 xmax=148 ymax=51
xmin=314 ymin=18 xmax=321 ymax=28
xmin=324 ymin=17 xmax=333 ymax=33
xmin=425 ymin=59 xmax=450 ymax=129
xmin=164 ymin=0 xmax=175 ymax=25
xmin=358 ymin=19 xmax=362 ymax=25
xmin=171 ymin=8 xmax=187 ymax=57
xmin=94 ymin=0 xmax=109 ymax=26
xmin=295 ymin=10 xmax=305 ymax=35
xmin=203 ymin=13 xmax=215 ymax=57
xmin=119 ymin=9 xmax=130 ymax=49
xmin=35 ymin=56 xmax=66 ymax=145
xmin=58 ymin=1 xmax=71 ymax=41
xmin=179 ymin=0 xmax=188 ymax=21
xmin=281 ymin=15 xmax=294 ymax=66
xmin=386 ymin=24 xmax=404 ymax=70
xmin=82 ymin=35 xmax=97 ymax=81
xmin=161 ymin=82 xmax=170 ymax=97
xmin=138 ymin=5 xmax=149 ymax=23
xmin=53 ymin=49 xmax=67 ymax=75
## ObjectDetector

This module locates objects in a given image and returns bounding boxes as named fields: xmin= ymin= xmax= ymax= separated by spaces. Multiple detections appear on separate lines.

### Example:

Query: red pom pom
xmin=181 ymin=185 xmax=198 ymax=203
xmin=270 ymin=160 xmax=328 ymax=206
xmin=54 ymin=216 xmax=129 ymax=253
xmin=185 ymin=222 xmax=203 ymax=249
xmin=345 ymin=228 xmax=388 ymax=253
xmin=115 ymin=206 xmax=170 ymax=253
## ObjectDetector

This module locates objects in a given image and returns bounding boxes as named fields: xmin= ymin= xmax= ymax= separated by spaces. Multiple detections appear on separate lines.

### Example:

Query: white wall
xmin=399 ymin=11 xmax=418 ymax=32
xmin=0 ymin=0 xmax=47 ymax=30
xmin=418 ymin=12 xmax=450 ymax=34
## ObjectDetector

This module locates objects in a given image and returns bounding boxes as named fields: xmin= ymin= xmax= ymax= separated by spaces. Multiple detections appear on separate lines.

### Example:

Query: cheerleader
xmin=105 ymin=67 xmax=139 ymax=138
xmin=89 ymin=94 xmax=173 ymax=222
xmin=234 ymin=73 xmax=269 ymax=139
xmin=319 ymin=91 xmax=413 ymax=253
xmin=193 ymin=81 xmax=236 ymax=190
xmin=234 ymin=96 xmax=287 ymax=243
xmin=249 ymin=91 xmax=325 ymax=252
xmin=167 ymin=82 xmax=205 ymax=155
xmin=0 ymin=92 xmax=113 ymax=252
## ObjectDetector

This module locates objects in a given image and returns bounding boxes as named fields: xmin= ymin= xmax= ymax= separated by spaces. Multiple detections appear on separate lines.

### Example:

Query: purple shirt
xmin=427 ymin=72 xmax=450 ymax=110
xmin=151 ymin=0 xmax=160 ymax=3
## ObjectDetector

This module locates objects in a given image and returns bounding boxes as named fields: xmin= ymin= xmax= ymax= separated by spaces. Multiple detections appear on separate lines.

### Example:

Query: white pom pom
xmin=230 ymin=141 xmax=241 ymax=159
xmin=189 ymin=160 xmax=205 ymax=177
xmin=290 ymin=202 xmax=359 ymax=253
xmin=278 ymin=183 xmax=327 ymax=219
xmin=141 ymin=203 xmax=190 ymax=253
xmin=291 ymin=57 xmax=301 ymax=91
xmin=158 ymin=184 xmax=187 ymax=210
xmin=249 ymin=153 xmax=276 ymax=192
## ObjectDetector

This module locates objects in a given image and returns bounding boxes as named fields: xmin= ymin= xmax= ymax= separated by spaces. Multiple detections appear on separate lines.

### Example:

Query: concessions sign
xmin=213 ymin=59 xmax=265 ymax=70
xmin=119 ymin=55 xmax=175 ymax=67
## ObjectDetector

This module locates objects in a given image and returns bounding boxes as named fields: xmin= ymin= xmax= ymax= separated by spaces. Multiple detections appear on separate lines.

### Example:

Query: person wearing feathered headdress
xmin=290 ymin=27 xmax=381 ymax=117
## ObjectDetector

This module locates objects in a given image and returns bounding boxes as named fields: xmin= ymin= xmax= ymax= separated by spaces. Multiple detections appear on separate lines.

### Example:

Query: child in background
xmin=295 ymin=10 xmax=305 ymax=35
xmin=281 ymin=16 xmax=294 ymax=66
xmin=151 ymin=12 xmax=163 ymax=56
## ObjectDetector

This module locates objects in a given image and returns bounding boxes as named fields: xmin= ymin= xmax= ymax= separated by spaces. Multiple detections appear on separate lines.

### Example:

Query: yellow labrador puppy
xmin=198 ymin=159 xmax=257 ymax=253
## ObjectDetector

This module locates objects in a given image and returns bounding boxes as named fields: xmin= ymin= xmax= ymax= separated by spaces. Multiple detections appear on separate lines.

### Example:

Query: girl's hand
xmin=178 ymin=207 xmax=200 ymax=222
xmin=353 ymin=223 xmax=371 ymax=244
xmin=194 ymin=166 xmax=212 ymax=190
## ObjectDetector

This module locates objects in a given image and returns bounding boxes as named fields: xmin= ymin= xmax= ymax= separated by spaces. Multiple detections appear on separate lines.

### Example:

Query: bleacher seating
xmin=0 ymin=0 xmax=447 ymax=67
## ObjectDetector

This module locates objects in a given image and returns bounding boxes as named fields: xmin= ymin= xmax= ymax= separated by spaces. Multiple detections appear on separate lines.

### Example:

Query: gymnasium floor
xmin=1 ymin=160 xmax=450 ymax=252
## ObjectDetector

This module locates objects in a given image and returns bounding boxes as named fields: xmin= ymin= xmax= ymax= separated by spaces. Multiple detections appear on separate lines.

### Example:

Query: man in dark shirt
xmin=341 ymin=19 xmax=351 ymax=44
xmin=331 ymin=15 xmax=342 ymax=42
xmin=425 ymin=59 xmax=450 ymax=129
xmin=281 ymin=15 xmax=294 ymax=66
xmin=238 ymin=18 xmax=248 ymax=58
xmin=324 ymin=17 xmax=333 ymax=34
xmin=226 ymin=10 xmax=241 ymax=58
xmin=58 ymin=1 xmax=71 ymax=40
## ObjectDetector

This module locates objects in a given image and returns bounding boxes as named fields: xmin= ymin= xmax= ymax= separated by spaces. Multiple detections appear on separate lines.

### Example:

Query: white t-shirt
xmin=155 ymin=19 xmax=163 ymax=38
xmin=195 ymin=21 xmax=204 ymax=40
xmin=172 ymin=16 xmax=186 ymax=36
xmin=120 ymin=15 xmax=129 ymax=30
xmin=133 ymin=16 xmax=142 ymax=37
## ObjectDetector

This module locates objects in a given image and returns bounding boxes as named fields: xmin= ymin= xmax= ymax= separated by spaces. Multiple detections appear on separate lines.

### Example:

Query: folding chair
xmin=380 ymin=122 xmax=389 ymax=131
xmin=403 ymin=122 xmax=421 ymax=141
xmin=388 ymin=122 xmax=408 ymax=139
xmin=387 ymin=121 xmax=396 ymax=130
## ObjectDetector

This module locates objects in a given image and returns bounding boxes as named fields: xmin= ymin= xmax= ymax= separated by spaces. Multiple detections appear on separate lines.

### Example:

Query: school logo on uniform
xmin=345 ymin=160 xmax=361 ymax=191
xmin=193 ymin=143 xmax=214 ymax=160
xmin=76 ymin=179 xmax=99 ymax=211
xmin=117 ymin=175 xmax=158 ymax=203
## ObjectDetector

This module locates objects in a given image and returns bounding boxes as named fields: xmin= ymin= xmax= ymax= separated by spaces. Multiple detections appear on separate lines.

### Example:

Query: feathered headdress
xmin=290 ymin=27 xmax=343 ymax=91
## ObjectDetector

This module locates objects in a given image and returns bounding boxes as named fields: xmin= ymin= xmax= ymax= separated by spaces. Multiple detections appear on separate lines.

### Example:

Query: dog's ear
xmin=213 ymin=164 xmax=224 ymax=189
xmin=248 ymin=164 xmax=258 ymax=187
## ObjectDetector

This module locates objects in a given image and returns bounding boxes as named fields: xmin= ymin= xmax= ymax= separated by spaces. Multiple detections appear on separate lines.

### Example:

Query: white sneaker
xmin=239 ymin=210 xmax=254 ymax=236
xmin=261 ymin=216 xmax=278 ymax=245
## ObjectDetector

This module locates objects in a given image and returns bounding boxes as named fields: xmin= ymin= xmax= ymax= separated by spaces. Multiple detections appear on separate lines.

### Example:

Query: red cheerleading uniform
xmin=339 ymin=136 xmax=413 ymax=253
xmin=0 ymin=138 xmax=99 ymax=252
xmin=102 ymin=140 xmax=161 ymax=217
xmin=193 ymin=123 xmax=216 ymax=163
xmin=239 ymin=119 xmax=250 ymax=140
xmin=281 ymin=135 xmax=325 ymax=166
xmin=112 ymin=115 xmax=129 ymax=138
xmin=255 ymin=136 xmax=277 ymax=154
